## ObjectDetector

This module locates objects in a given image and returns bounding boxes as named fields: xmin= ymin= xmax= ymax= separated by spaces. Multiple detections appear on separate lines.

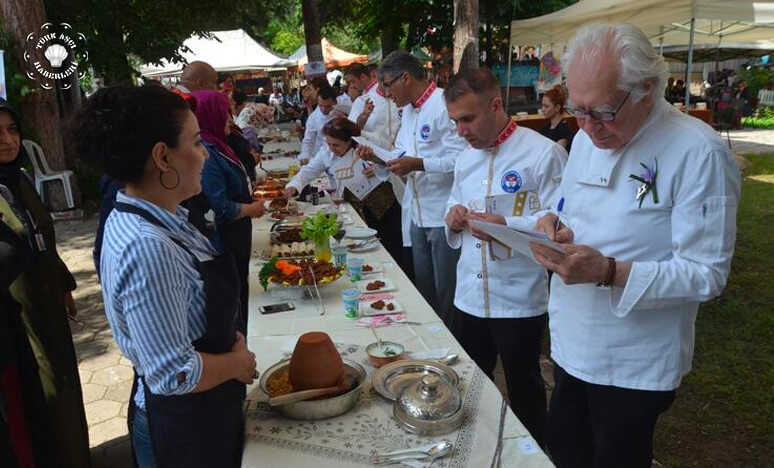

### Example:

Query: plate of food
xmin=345 ymin=226 xmax=378 ymax=239
xmin=361 ymin=263 xmax=382 ymax=275
xmin=359 ymin=296 xmax=404 ymax=316
xmin=265 ymin=241 xmax=315 ymax=259
xmin=355 ymin=278 xmax=396 ymax=294
xmin=253 ymin=179 xmax=285 ymax=200
xmin=259 ymin=258 xmax=343 ymax=290
xmin=347 ymin=238 xmax=379 ymax=252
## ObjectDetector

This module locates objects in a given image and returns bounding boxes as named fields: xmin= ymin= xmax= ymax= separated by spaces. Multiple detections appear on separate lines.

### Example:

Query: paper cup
xmin=341 ymin=289 xmax=360 ymax=319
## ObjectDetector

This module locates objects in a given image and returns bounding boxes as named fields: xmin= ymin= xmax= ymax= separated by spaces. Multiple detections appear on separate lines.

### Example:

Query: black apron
xmin=115 ymin=202 xmax=245 ymax=468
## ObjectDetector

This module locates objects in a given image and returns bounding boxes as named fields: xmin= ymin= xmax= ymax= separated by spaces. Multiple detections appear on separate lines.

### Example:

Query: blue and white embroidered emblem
xmin=501 ymin=170 xmax=522 ymax=193
xmin=420 ymin=124 xmax=431 ymax=140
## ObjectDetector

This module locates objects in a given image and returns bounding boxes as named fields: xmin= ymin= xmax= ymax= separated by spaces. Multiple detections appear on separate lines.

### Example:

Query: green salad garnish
xmin=300 ymin=212 xmax=341 ymax=243
xmin=258 ymin=257 xmax=279 ymax=291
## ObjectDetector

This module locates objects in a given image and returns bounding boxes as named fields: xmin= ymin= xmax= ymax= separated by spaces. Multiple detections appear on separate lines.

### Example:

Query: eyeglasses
xmin=565 ymin=88 xmax=633 ymax=122
xmin=381 ymin=73 xmax=404 ymax=89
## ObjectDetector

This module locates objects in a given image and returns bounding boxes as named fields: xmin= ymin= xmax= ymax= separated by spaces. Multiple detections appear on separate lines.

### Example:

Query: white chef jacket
xmin=286 ymin=147 xmax=366 ymax=194
xmin=300 ymin=107 xmax=333 ymax=161
xmin=391 ymin=83 xmax=469 ymax=246
xmin=549 ymin=98 xmax=741 ymax=391
xmin=445 ymin=122 xmax=567 ymax=318
xmin=348 ymin=81 xmax=401 ymax=149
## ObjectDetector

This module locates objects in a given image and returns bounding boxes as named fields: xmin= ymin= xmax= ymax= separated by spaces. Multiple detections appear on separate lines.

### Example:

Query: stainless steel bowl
xmin=394 ymin=374 xmax=465 ymax=436
xmin=259 ymin=358 xmax=366 ymax=420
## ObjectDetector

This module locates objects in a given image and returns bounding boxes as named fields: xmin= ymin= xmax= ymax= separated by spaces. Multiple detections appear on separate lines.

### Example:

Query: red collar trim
xmin=412 ymin=82 xmax=437 ymax=109
xmin=376 ymin=86 xmax=386 ymax=97
xmin=364 ymin=80 xmax=377 ymax=93
xmin=493 ymin=120 xmax=518 ymax=147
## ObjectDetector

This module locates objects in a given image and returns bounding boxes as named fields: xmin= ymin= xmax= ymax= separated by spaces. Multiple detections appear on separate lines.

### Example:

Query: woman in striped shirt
xmin=70 ymin=86 xmax=257 ymax=468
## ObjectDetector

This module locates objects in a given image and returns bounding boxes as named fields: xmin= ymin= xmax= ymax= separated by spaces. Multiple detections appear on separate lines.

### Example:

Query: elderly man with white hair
xmin=530 ymin=24 xmax=740 ymax=467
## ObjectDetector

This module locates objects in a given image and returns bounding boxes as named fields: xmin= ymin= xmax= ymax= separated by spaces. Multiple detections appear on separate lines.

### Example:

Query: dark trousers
xmin=450 ymin=310 xmax=547 ymax=446
xmin=547 ymin=365 xmax=676 ymax=468
xmin=218 ymin=218 xmax=252 ymax=335
xmin=361 ymin=201 xmax=413 ymax=281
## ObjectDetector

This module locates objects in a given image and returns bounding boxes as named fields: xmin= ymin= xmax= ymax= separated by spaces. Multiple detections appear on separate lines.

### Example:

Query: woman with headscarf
xmin=234 ymin=102 xmax=275 ymax=155
xmin=194 ymin=90 xmax=266 ymax=334
xmin=0 ymin=98 xmax=90 ymax=467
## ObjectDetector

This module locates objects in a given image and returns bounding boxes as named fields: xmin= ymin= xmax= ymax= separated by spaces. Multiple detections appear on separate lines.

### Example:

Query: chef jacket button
xmin=477 ymin=273 xmax=483 ymax=279
xmin=476 ymin=243 xmax=481 ymax=248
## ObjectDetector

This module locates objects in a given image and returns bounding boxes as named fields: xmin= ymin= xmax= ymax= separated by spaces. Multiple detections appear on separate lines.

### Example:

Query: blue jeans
xmin=132 ymin=406 xmax=157 ymax=468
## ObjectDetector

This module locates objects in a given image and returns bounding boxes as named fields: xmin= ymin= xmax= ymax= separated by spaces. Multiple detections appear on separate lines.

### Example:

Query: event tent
xmin=290 ymin=38 xmax=368 ymax=70
xmin=660 ymin=41 xmax=774 ymax=62
xmin=510 ymin=0 xmax=774 ymax=48
xmin=508 ymin=0 xmax=774 ymax=105
xmin=140 ymin=29 xmax=293 ymax=77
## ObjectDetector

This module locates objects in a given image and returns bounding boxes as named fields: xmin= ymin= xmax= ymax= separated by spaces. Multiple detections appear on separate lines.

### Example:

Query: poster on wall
xmin=492 ymin=64 xmax=539 ymax=88
xmin=0 ymin=50 xmax=7 ymax=100
xmin=538 ymin=51 xmax=562 ymax=92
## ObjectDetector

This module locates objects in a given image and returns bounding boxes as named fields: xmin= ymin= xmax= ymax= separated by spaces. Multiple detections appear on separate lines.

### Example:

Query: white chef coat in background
xmin=390 ymin=83 xmax=469 ymax=246
xmin=549 ymin=98 xmax=741 ymax=391
xmin=299 ymin=107 xmax=333 ymax=161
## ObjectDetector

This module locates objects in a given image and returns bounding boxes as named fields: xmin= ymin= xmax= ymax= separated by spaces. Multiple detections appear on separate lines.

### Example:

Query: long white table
xmin=241 ymin=156 xmax=554 ymax=467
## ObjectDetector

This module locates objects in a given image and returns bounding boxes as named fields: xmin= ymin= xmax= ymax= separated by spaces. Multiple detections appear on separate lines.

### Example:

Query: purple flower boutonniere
xmin=629 ymin=159 xmax=659 ymax=208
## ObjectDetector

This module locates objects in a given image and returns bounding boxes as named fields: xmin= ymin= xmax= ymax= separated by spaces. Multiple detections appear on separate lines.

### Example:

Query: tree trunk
xmin=0 ymin=0 xmax=79 ymax=211
xmin=484 ymin=2 xmax=494 ymax=68
xmin=381 ymin=19 xmax=401 ymax=58
xmin=453 ymin=0 xmax=479 ymax=73
xmin=301 ymin=0 xmax=325 ymax=78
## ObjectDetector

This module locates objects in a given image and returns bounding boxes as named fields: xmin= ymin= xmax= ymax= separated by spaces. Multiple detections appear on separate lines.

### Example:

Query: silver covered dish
xmin=258 ymin=358 xmax=366 ymax=420
xmin=373 ymin=359 xmax=459 ymax=401
xmin=394 ymin=374 xmax=464 ymax=436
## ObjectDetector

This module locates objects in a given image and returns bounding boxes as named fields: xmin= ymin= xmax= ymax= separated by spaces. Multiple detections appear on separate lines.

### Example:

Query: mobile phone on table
xmin=259 ymin=302 xmax=295 ymax=314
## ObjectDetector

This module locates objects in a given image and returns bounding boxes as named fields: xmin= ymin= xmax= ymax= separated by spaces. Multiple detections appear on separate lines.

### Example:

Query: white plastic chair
xmin=22 ymin=139 xmax=75 ymax=208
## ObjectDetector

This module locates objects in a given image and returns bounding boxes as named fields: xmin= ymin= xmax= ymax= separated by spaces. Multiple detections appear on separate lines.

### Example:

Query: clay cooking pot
xmin=289 ymin=331 xmax=344 ymax=391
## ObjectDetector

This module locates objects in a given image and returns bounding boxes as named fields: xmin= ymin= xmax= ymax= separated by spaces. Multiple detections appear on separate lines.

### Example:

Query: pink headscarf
xmin=191 ymin=90 xmax=239 ymax=163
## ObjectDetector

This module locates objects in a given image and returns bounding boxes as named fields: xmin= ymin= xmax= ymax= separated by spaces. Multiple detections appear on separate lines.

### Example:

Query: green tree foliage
xmin=44 ymin=0 xmax=252 ymax=84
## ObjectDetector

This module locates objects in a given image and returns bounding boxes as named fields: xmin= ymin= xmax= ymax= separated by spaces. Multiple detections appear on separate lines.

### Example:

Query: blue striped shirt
xmin=100 ymin=191 xmax=217 ymax=408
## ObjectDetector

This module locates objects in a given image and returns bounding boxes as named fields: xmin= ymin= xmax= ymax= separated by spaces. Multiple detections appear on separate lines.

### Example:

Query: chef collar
xmin=412 ymin=82 xmax=437 ymax=109
xmin=364 ymin=80 xmax=377 ymax=93
xmin=491 ymin=119 xmax=519 ymax=148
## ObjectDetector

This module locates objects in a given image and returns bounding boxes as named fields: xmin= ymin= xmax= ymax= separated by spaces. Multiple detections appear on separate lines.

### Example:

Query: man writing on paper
xmin=299 ymin=85 xmax=337 ymax=164
xmin=358 ymin=51 xmax=468 ymax=327
xmin=444 ymin=69 xmax=567 ymax=446
xmin=529 ymin=24 xmax=740 ymax=468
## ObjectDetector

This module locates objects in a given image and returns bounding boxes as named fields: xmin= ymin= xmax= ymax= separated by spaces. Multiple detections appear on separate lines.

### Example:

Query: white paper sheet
xmin=329 ymin=154 xmax=381 ymax=200
xmin=352 ymin=136 xmax=405 ymax=164
xmin=469 ymin=219 xmax=567 ymax=264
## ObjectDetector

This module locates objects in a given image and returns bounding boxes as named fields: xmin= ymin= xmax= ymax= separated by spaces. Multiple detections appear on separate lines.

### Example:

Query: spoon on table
xmin=268 ymin=371 xmax=358 ymax=406
xmin=371 ymin=440 xmax=454 ymax=465
xmin=438 ymin=353 xmax=459 ymax=366
xmin=370 ymin=324 xmax=385 ymax=354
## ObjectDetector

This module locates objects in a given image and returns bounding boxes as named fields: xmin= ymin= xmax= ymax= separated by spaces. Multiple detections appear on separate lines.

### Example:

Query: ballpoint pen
xmin=554 ymin=197 xmax=565 ymax=233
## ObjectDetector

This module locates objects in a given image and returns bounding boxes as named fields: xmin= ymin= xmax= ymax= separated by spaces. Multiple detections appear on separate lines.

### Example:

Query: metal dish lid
xmin=396 ymin=374 xmax=461 ymax=420
xmin=393 ymin=374 xmax=464 ymax=436
xmin=373 ymin=359 xmax=459 ymax=401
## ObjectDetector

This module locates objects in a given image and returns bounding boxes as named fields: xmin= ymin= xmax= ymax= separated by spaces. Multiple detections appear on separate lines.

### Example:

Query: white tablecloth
xmin=242 ymin=156 xmax=553 ymax=467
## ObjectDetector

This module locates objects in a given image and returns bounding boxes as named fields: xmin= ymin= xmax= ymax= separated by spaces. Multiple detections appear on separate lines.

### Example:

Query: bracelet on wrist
xmin=596 ymin=257 xmax=616 ymax=287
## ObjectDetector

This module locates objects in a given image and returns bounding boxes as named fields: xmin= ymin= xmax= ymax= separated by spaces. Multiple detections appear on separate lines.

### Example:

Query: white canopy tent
xmin=140 ymin=29 xmax=293 ymax=77
xmin=508 ymin=0 xmax=774 ymax=106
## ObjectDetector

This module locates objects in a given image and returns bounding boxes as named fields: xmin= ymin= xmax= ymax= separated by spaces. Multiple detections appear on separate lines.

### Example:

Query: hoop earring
xmin=159 ymin=168 xmax=180 ymax=190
